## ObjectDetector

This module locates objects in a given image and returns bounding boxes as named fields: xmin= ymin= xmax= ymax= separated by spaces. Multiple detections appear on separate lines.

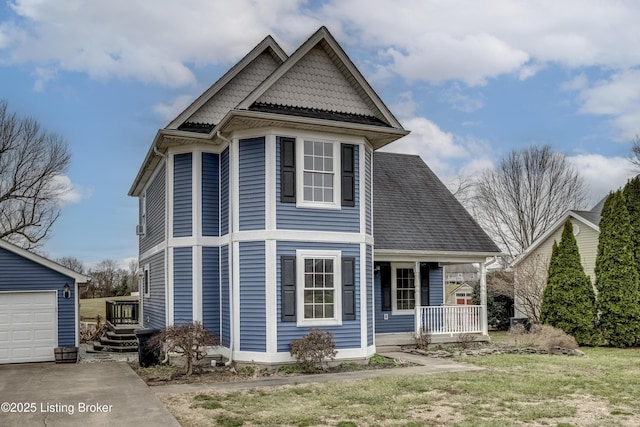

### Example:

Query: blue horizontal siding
xmin=239 ymin=241 xmax=266 ymax=352
xmin=0 ymin=246 xmax=76 ymax=346
xmin=276 ymin=138 xmax=360 ymax=232
xmin=220 ymin=245 xmax=230 ymax=347
xmin=429 ymin=265 xmax=444 ymax=305
xmin=173 ymin=153 xmax=192 ymax=237
xmin=220 ymin=148 xmax=229 ymax=236
xmin=202 ymin=246 xmax=220 ymax=338
xmin=140 ymin=163 xmax=166 ymax=253
xmin=173 ymin=247 xmax=193 ymax=325
xmin=202 ymin=153 xmax=220 ymax=236
xmin=239 ymin=137 xmax=266 ymax=231
xmin=276 ymin=241 xmax=361 ymax=352
xmin=141 ymin=251 xmax=165 ymax=330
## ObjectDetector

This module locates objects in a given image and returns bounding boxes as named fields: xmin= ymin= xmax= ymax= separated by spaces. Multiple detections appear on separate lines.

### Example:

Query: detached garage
xmin=0 ymin=239 xmax=89 ymax=364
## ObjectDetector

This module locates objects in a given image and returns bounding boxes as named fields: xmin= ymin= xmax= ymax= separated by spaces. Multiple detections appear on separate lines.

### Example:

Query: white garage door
xmin=0 ymin=292 xmax=57 ymax=364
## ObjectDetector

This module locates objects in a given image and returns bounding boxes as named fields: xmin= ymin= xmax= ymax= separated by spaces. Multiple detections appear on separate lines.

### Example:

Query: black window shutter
xmin=420 ymin=263 xmax=430 ymax=306
xmin=379 ymin=263 xmax=392 ymax=311
xmin=280 ymin=137 xmax=296 ymax=203
xmin=281 ymin=256 xmax=296 ymax=322
xmin=342 ymin=257 xmax=356 ymax=320
xmin=341 ymin=144 xmax=355 ymax=207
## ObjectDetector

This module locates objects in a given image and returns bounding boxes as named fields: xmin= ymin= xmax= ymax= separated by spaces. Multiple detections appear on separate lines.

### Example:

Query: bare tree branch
xmin=0 ymin=100 xmax=72 ymax=249
xmin=629 ymin=135 xmax=640 ymax=172
xmin=514 ymin=254 xmax=549 ymax=323
xmin=472 ymin=144 xmax=588 ymax=258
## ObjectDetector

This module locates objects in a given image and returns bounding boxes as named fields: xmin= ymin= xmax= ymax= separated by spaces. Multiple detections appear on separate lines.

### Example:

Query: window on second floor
xmin=280 ymin=136 xmax=355 ymax=209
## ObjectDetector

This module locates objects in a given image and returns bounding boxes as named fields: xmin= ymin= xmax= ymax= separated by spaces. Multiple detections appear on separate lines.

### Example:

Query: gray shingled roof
xmin=573 ymin=210 xmax=601 ymax=227
xmin=373 ymin=152 xmax=501 ymax=254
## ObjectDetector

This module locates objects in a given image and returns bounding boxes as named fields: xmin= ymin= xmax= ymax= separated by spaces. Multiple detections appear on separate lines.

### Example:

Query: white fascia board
xmin=374 ymin=249 xmax=502 ymax=264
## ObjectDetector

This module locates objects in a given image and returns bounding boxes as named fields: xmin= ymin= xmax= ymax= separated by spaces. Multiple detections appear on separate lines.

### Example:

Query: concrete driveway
xmin=0 ymin=362 xmax=179 ymax=427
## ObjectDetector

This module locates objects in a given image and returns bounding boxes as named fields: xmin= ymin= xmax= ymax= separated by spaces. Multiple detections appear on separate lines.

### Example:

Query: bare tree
xmin=0 ymin=100 xmax=72 ymax=249
xmin=56 ymin=256 xmax=86 ymax=274
xmin=89 ymin=259 xmax=123 ymax=297
xmin=473 ymin=145 xmax=587 ymax=258
xmin=513 ymin=254 xmax=549 ymax=323
xmin=447 ymin=171 xmax=476 ymax=211
xmin=128 ymin=259 xmax=139 ymax=293
xmin=629 ymin=135 xmax=640 ymax=172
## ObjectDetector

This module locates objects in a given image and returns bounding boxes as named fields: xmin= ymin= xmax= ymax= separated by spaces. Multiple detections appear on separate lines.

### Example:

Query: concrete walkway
xmin=151 ymin=352 xmax=483 ymax=395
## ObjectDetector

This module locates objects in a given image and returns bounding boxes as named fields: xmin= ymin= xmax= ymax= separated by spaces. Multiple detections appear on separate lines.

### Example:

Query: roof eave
xmin=217 ymin=109 xmax=409 ymax=148
xmin=374 ymin=248 xmax=504 ymax=263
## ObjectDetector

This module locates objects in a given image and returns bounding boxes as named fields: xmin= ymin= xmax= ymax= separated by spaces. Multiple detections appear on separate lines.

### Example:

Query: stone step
xmin=93 ymin=343 xmax=138 ymax=353
xmin=105 ymin=331 xmax=137 ymax=341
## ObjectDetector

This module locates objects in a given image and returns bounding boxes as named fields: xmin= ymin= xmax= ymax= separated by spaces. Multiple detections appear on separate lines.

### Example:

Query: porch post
xmin=480 ymin=260 xmax=488 ymax=336
xmin=414 ymin=261 xmax=421 ymax=335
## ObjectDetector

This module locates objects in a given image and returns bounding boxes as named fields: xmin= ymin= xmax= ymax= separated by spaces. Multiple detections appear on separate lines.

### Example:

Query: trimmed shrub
xmin=290 ymin=329 xmax=337 ymax=371
xmin=540 ymin=220 xmax=597 ymax=345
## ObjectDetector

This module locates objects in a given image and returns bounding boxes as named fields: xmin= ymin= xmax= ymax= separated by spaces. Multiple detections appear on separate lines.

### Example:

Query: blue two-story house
xmin=128 ymin=27 xmax=500 ymax=365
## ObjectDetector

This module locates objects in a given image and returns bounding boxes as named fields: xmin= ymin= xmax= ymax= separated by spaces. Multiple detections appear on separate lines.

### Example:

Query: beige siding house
xmin=512 ymin=201 xmax=602 ymax=320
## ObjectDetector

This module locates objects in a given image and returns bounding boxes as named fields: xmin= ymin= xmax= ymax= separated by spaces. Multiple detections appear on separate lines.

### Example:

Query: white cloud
xmin=561 ymin=73 xmax=588 ymax=91
xmin=439 ymin=84 xmax=484 ymax=112
xmin=577 ymin=70 xmax=640 ymax=140
xmin=380 ymin=116 xmax=492 ymax=183
xmin=567 ymin=154 xmax=635 ymax=204
xmin=153 ymin=94 xmax=195 ymax=122
xmin=51 ymin=174 xmax=90 ymax=207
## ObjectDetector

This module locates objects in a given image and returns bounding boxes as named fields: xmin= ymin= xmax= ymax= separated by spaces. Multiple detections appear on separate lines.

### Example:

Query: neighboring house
xmin=445 ymin=283 xmax=475 ymax=306
xmin=128 ymin=27 xmax=500 ymax=365
xmin=512 ymin=199 xmax=603 ymax=318
xmin=0 ymin=239 xmax=89 ymax=364
xmin=444 ymin=264 xmax=479 ymax=284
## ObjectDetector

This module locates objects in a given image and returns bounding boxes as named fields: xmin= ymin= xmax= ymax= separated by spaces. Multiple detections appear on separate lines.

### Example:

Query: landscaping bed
xmin=131 ymin=354 xmax=412 ymax=386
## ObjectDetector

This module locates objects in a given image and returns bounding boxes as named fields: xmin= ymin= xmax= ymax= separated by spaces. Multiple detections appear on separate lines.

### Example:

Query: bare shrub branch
xmin=514 ymin=254 xmax=549 ymax=324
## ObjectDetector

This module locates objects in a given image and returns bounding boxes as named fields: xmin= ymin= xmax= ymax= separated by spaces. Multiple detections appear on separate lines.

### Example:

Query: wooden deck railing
xmin=106 ymin=300 xmax=139 ymax=325
xmin=417 ymin=305 xmax=483 ymax=335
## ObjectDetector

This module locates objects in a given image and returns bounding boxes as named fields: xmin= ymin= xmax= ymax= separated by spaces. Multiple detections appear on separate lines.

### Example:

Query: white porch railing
xmin=417 ymin=305 xmax=484 ymax=335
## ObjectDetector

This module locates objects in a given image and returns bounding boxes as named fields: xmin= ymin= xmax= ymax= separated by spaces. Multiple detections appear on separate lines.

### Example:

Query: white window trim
xmin=391 ymin=262 xmax=416 ymax=315
xmin=295 ymin=138 xmax=342 ymax=210
xmin=142 ymin=264 xmax=150 ymax=298
xmin=296 ymin=249 xmax=342 ymax=327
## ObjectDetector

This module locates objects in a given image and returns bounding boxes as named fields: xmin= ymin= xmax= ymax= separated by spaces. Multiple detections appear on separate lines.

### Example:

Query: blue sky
xmin=1 ymin=0 xmax=639 ymax=267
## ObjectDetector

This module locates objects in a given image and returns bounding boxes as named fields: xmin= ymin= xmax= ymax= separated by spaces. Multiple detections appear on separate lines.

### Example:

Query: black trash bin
xmin=135 ymin=328 xmax=160 ymax=367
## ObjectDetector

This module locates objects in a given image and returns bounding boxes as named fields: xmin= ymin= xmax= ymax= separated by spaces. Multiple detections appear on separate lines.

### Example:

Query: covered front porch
xmin=373 ymin=256 xmax=492 ymax=347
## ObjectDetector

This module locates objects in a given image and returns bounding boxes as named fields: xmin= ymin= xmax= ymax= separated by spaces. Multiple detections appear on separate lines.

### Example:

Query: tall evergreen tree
xmin=540 ymin=220 xmax=597 ymax=344
xmin=623 ymin=176 xmax=640 ymax=276
xmin=595 ymin=190 xmax=640 ymax=347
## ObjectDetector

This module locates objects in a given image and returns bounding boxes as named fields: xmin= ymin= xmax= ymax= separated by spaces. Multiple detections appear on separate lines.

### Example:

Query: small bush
xmin=290 ymin=329 xmax=337 ymax=372
xmin=278 ymin=364 xmax=305 ymax=374
xmin=508 ymin=324 xmax=578 ymax=352
xmin=456 ymin=333 xmax=477 ymax=349
xmin=369 ymin=354 xmax=393 ymax=365
xmin=148 ymin=321 xmax=220 ymax=376
xmin=413 ymin=328 xmax=431 ymax=350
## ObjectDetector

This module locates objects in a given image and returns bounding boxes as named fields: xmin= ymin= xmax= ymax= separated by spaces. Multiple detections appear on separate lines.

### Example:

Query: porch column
xmin=480 ymin=260 xmax=488 ymax=336
xmin=414 ymin=261 xmax=421 ymax=335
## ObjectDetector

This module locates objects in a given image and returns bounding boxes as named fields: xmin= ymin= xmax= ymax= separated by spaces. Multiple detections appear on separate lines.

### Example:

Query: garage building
xmin=0 ymin=239 xmax=89 ymax=364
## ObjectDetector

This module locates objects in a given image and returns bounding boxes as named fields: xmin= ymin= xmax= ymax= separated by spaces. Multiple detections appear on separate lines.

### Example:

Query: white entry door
xmin=0 ymin=291 xmax=57 ymax=363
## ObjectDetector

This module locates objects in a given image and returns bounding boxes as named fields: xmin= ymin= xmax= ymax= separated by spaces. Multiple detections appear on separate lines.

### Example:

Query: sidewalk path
xmin=151 ymin=352 xmax=483 ymax=395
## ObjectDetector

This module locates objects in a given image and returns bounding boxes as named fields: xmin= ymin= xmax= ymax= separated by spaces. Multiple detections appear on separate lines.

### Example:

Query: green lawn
xmin=80 ymin=296 xmax=138 ymax=321
xmin=160 ymin=346 xmax=640 ymax=427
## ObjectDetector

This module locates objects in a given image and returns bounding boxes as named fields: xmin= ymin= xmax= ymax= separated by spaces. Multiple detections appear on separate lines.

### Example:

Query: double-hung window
xmin=297 ymin=250 xmax=342 ymax=326
xmin=392 ymin=264 xmax=415 ymax=315
xmin=280 ymin=136 xmax=355 ymax=208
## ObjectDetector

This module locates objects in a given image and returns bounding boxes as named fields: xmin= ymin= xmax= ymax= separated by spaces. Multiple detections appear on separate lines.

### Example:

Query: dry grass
xmin=507 ymin=324 xmax=579 ymax=351
xmin=159 ymin=346 xmax=640 ymax=426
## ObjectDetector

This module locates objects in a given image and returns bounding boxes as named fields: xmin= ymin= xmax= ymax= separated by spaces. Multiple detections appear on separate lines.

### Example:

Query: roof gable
xmin=373 ymin=152 xmax=500 ymax=255
xmin=167 ymin=36 xmax=287 ymax=130
xmin=237 ymin=27 xmax=404 ymax=130
xmin=512 ymin=210 xmax=600 ymax=267
xmin=0 ymin=239 xmax=89 ymax=283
